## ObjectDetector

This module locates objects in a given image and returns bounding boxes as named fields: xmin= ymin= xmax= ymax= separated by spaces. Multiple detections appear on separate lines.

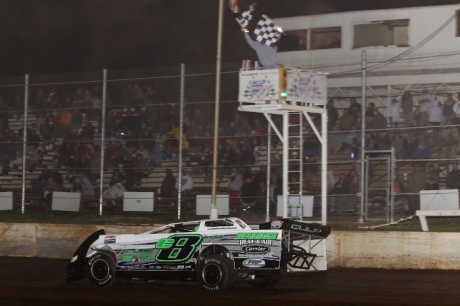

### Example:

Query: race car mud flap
xmin=65 ymin=229 xmax=106 ymax=282
xmin=259 ymin=219 xmax=330 ymax=272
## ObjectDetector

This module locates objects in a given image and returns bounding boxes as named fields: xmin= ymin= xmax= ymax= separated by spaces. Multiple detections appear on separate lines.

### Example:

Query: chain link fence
xmin=1 ymin=64 xmax=460 ymax=225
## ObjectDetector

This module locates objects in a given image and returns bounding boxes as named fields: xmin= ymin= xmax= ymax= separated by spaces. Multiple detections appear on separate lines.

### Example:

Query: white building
xmin=274 ymin=4 xmax=460 ymax=109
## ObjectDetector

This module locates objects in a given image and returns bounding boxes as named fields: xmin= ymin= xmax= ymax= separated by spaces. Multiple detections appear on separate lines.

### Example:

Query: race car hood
xmin=65 ymin=229 xmax=105 ymax=282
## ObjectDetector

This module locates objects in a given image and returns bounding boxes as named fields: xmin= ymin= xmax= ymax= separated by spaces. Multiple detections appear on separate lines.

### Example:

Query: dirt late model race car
xmin=65 ymin=217 xmax=330 ymax=292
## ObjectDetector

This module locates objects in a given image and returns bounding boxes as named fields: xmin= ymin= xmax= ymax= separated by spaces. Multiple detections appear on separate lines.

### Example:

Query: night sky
xmin=1 ymin=0 xmax=460 ymax=77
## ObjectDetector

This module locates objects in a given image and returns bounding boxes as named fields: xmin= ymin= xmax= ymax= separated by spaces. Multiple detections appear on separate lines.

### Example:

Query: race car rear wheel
xmin=249 ymin=272 xmax=282 ymax=288
xmin=198 ymin=255 xmax=236 ymax=292
xmin=87 ymin=252 xmax=117 ymax=287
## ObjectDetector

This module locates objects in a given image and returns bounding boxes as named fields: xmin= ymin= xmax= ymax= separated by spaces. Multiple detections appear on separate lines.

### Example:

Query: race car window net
xmin=172 ymin=223 xmax=201 ymax=232
xmin=204 ymin=219 xmax=234 ymax=227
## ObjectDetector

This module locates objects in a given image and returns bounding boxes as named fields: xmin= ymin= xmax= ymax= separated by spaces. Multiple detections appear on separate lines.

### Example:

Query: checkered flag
xmin=235 ymin=5 xmax=254 ymax=28
xmin=253 ymin=15 xmax=282 ymax=46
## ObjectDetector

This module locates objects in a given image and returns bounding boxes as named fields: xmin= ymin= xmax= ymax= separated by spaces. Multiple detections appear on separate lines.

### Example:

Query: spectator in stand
xmin=407 ymin=169 xmax=426 ymax=206
xmin=426 ymin=129 xmax=445 ymax=152
xmin=391 ymin=132 xmax=405 ymax=159
xmin=269 ymin=171 xmax=282 ymax=207
xmin=424 ymin=166 xmax=440 ymax=190
xmin=371 ymin=108 xmax=387 ymax=130
xmin=412 ymin=137 xmax=431 ymax=160
xmin=254 ymin=181 xmax=268 ymax=213
xmin=241 ymin=175 xmax=257 ymax=206
xmin=176 ymin=168 xmax=194 ymax=201
xmin=452 ymin=98 xmax=460 ymax=134
xmin=401 ymin=90 xmax=414 ymax=127
xmin=329 ymin=173 xmax=350 ymax=208
xmin=74 ymin=155 xmax=90 ymax=176
xmin=108 ymin=141 xmax=128 ymax=168
xmin=338 ymin=131 xmax=358 ymax=153
xmin=327 ymin=100 xmax=338 ymax=131
xmin=365 ymin=102 xmax=376 ymax=129
xmin=377 ymin=130 xmax=391 ymax=150
xmin=131 ymin=154 xmax=151 ymax=187
xmin=4 ymin=129 xmax=19 ymax=161
xmin=252 ymin=165 xmax=267 ymax=187
xmin=27 ymin=128 xmax=41 ymax=152
xmin=160 ymin=169 xmax=176 ymax=203
xmin=134 ymin=143 xmax=150 ymax=160
xmin=60 ymin=109 xmax=73 ymax=132
xmin=57 ymin=142 xmax=76 ymax=169
xmin=71 ymin=108 xmax=83 ymax=131
xmin=237 ymin=140 xmax=254 ymax=169
xmin=303 ymin=154 xmax=318 ymax=190
xmin=418 ymin=87 xmax=434 ymax=123
xmin=228 ymin=167 xmax=245 ymax=192
xmin=148 ymin=143 xmax=163 ymax=167
xmin=303 ymin=133 xmax=321 ymax=157
xmin=123 ymin=130 xmax=138 ymax=154
xmin=252 ymin=118 xmax=265 ymax=144
xmin=389 ymin=99 xmax=401 ymax=127
xmin=402 ymin=131 xmax=419 ymax=159
xmin=426 ymin=98 xmax=443 ymax=126
xmin=411 ymin=108 xmax=422 ymax=127
xmin=31 ymin=165 xmax=53 ymax=193
xmin=347 ymin=98 xmax=362 ymax=128
xmin=443 ymin=93 xmax=457 ymax=124
xmin=218 ymin=143 xmax=237 ymax=180
xmin=48 ymin=88 xmax=58 ymax=108
xmin=26 ymin=144 xmax=42 ymax=171
xmin=338 ymin=109 xmax=354 ymax=131
xmin=447 ymin=163 xmax=460 ymax=190
xmin=108 ymin=169 xmax=124 ymax=187
xmin=139 ymin=128 xmax=156 ymax=152
xmin=80 ymin=119 xmax=95 ymax=139
xmin=427 ymin=164 xmax=439 ymax=182
xmin=72 ymin=172 xmax=95 ymax=199
xmin=10 ymin=95 xmax=23 ymax=120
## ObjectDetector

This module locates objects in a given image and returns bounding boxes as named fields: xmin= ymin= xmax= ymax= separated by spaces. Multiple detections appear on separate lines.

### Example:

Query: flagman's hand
xmin=241 ymin=27 xmax=248 ymax=33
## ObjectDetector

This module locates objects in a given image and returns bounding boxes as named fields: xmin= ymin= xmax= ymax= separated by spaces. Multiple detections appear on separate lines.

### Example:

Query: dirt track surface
xmin=2 ymin=257 xmax=459 ymax=306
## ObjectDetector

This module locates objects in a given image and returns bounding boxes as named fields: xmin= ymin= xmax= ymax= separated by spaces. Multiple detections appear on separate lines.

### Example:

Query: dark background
xmin=1 ymin=0 xmax=460 ymax=77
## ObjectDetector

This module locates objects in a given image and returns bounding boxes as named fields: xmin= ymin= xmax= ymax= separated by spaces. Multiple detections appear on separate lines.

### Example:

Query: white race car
xmin=65 ymin=217 xmax=330 ymax=292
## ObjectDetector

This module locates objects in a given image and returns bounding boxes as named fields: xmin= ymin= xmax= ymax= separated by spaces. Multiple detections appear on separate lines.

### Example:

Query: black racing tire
xmin=87 ymin=252 xmax=117 ymax=287
xmin=197 ymin=255 xmax=236 ymax=292
xmin=249 ymin=272 xmax=282 ymax=288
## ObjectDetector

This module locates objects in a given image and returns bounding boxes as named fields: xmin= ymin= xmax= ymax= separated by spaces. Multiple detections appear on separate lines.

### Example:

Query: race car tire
xmin=249 ymin=272 xmax=282 ymax=288
xmin=197 ymin=255 xmax=236 ymax=292
xmin=87 ymin=252 xmax=117 ymax=287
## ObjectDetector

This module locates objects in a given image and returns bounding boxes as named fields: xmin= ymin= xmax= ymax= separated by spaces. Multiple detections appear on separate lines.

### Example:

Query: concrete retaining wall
xmin=2 ymin=223 xmax=459 ymax=269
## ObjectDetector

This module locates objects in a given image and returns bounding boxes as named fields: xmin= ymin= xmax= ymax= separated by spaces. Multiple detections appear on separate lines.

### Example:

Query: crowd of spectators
xmin=2 ymin=83 xmax=460 ymax=213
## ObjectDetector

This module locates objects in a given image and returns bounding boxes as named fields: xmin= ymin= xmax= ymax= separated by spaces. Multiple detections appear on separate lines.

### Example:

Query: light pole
xmin=210 ymin=0 xmax=224 ymax=219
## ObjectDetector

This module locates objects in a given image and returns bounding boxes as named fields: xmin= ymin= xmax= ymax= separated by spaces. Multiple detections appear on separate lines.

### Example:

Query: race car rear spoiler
xmin=259 ymin=219 xmax=331 ymax=239
xmin=259 ymin=219 xmax=331 ymax=271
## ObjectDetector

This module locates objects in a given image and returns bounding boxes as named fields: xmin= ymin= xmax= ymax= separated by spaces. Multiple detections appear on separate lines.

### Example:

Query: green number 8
xmin=155 ymin=234 xmax=203 ymax=263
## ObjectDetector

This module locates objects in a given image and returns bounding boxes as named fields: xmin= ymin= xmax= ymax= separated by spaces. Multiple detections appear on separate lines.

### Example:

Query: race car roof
xmin=146 ymin=217 xmax=251 ymax=234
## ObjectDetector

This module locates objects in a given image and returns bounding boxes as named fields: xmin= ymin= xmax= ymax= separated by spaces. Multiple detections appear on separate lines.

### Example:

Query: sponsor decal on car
xmin=236 ymin=233 xmax=278 ymax=240
xmin=271 ymin=220 xmax=283 ymax=229
xmin=241 ymin=245 xmax=270 ymax=254
xmin=290 ymin=223 xmax=323 ymax=235
xmin=104 ymin=235 xmax=116 ymax=244
xmin=211 ymin=235 xmax=223 ymax=239
xmin=243 ymin=259 xmax=266 ymax=268
xmin=234 ymin=219 xmax=247 ymax=229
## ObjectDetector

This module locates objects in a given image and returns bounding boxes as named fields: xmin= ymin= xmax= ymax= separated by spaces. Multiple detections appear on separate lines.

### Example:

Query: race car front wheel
xmin=198 ymin=255 xmax=236 ymax=292
xmin=87 ymin=252 xmax=117 ymax=287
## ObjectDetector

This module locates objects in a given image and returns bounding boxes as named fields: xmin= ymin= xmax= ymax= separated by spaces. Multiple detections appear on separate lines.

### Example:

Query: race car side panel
xmin=88 ymin=230 xmax=282 ymax=276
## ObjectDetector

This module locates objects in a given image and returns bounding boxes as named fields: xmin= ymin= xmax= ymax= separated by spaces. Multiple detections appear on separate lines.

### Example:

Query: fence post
xmin=359 ymin=50 xmax=367 ymax=223
xmin=266 ymin=120 xmax=271 ymax=222
xmin=178 ymin=63 xmax=185 ymax=220
xmin=21 ymin=74 xmax=29 ymax=214
xmin=99 ymin=69 xmax=107 ymax=216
